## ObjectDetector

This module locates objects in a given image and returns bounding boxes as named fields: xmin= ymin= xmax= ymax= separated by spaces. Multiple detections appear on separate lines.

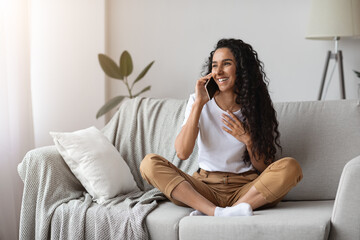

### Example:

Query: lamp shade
xmin=306 ymin=0 xmax=360 ymax=39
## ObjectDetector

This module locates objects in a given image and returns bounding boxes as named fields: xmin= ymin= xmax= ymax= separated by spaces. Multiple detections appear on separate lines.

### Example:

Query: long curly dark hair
xmin=204 ymin=38 xmax=281 ymax=166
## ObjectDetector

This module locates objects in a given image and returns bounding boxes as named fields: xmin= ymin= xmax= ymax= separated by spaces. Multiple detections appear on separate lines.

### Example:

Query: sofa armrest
xmin=329 ymin=155 xmax=360 ymax=240
xmin=18 ymin=146 xmax=85 ymax=239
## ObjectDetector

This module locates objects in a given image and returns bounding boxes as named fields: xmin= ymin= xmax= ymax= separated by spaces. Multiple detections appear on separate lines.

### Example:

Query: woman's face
xmin=211 ymin=47 xmax=237 ymax=93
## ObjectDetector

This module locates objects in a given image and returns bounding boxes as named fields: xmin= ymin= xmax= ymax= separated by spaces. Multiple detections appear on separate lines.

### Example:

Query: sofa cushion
xmin=179 ymin=200 xmax=333 ymax=240
xmin=146 ymin=201 xmax=193 ymax=240
xmin=50 ymin=126 xmax=139 ymax=204
xmin=274 ymin=100 xmax=360 ymax=200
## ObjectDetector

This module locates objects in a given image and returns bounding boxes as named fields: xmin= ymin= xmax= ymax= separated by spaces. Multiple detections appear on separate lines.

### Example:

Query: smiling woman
xmin=204 ymin=39 xmax=281 ymax=168
xmin=140 ymin=38 xmax=303 ymax=217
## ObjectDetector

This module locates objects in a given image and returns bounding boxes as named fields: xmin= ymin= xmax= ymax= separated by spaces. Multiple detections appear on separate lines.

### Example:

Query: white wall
xmin=0 ymin=1 xmax=33 ymax=238
xmin=30 ymin=0 xmax=106 ymax=147
xmin=107 ymin=0 xmax=360 ymax=103
xmin=28 ymin=0 xmax=360 ymax=147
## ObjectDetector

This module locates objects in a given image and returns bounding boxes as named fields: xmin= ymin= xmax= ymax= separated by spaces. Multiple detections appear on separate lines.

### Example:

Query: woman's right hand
xmin=175 ymin=73 xmax=213 ymax=160
xmin=195 ymin=73 xmax=213 ymax=106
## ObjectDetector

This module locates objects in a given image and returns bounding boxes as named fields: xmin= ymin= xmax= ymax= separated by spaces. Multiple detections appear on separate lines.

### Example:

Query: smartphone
xmin=205 ymin=77 xmax=219 ymax=100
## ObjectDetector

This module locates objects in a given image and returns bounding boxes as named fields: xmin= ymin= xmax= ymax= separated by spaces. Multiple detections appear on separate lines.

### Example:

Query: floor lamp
xmin=306 ymin=0 xmax=360 ymax=100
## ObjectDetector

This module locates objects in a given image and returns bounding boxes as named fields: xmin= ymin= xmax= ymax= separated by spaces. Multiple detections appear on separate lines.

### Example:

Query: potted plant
xmin=96 ymin=51 xmax=154 ymax=118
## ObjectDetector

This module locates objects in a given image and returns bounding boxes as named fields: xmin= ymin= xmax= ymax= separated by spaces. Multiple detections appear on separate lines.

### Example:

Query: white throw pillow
xmin=50 ymin=126 xmax=139 ymax=204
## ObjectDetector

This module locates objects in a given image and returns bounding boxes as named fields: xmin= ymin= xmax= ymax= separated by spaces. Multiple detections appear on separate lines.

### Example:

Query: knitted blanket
xmin=18 ymin=97 xmax=199 ymax=240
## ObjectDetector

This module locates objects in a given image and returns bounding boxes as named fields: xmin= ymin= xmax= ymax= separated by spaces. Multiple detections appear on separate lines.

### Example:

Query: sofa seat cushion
xmin=179 ymin=200 xmax=333 ymax=240
xmin=146 ymin=201 xmax=193 ymax=240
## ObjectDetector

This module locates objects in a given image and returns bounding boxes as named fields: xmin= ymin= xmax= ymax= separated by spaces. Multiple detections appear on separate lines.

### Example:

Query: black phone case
xmin=205 ymin=77 xmax=219 ymax=100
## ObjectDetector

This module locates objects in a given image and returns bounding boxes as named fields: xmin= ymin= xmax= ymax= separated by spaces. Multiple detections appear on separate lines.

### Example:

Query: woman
xmin=140 ymin=38 xmax=302 ymax=217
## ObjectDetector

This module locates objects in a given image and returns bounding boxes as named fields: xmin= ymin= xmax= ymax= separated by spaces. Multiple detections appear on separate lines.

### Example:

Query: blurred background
xmin=1 ymin=0 xmax=359 ymax=239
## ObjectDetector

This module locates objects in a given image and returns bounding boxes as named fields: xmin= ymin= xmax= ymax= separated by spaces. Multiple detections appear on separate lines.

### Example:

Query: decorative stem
xmin=123 ymin=76 xmax=132 ymax=98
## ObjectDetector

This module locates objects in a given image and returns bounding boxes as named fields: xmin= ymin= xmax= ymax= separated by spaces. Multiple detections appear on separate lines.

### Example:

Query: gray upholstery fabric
xmin=17 ymin=97 xmax=200 ymax=240
xmin=18 ymin=146 xmax=84 ymax=240
xmin=101 ymin=97 xmax=199 ymax=192
xmin=179 ymin=201 xmax=333 ymax=240
xmin=18 ymin=146 xmax=166 ymax=240
xmin=18 ymin=97 xmax=360 ymax=240
xmin=146 ymin=202 xmax=193 ymax=240
xmin=274 ymin=100 xmax=360 ymax=200
xmin=329 ymin=155 xmax=360 ymax=240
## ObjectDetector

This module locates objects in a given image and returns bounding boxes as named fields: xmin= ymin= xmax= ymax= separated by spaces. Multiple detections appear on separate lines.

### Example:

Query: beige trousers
xmin=140 ymin=154 xmax=303 ymax=208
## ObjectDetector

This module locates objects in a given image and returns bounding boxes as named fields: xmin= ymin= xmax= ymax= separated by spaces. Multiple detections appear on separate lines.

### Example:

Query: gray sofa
xmin=18 ymin=97 xmax=360 ymax=240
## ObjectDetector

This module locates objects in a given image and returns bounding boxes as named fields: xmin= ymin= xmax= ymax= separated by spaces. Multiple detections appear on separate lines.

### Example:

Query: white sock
xmin=189 ymin=210 xmax=206 ymax=216
xmin=214 ymin=203 xmax=253 ymax=217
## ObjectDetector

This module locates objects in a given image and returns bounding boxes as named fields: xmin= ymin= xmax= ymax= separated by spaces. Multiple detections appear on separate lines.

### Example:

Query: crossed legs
xmin=171 ymin=181 xmax=263 ymax=216
xmin=171 ymin=181 xmax=217 ymax=216
xmin=140 ymin=154 xmax=302 ymax=216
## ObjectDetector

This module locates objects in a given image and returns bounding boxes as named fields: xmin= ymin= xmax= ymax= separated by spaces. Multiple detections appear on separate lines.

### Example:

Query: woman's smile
xmin=218 ymin=78 xmax=229 ymax=83
xmin=211 ymin=47 xmax=237 ymax=93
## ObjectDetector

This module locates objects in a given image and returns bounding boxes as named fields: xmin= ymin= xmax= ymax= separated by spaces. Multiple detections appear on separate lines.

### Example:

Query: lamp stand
xmin=318 ymin=38 xmax=346 ymax=100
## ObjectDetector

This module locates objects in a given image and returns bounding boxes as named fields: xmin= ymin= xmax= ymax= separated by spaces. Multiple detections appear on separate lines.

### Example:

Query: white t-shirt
xmin=182 ymin=94 xmax=254 ymax=174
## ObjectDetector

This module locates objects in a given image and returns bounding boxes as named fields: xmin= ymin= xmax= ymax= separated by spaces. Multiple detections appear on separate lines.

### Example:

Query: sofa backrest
xmin=103 ymin=97 xmax=360 ymax=201
xmin=102 ymin=97 xmax=199 ymax=192
xmin=275 ymin=100 xmax=360 ymax=200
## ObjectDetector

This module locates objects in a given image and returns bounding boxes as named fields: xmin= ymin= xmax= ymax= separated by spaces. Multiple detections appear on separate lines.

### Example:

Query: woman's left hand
xmin=221 ymin=111 xmax=250 ymax=145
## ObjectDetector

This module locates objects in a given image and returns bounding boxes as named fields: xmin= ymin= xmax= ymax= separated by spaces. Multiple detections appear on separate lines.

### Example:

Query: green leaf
xmin=96 ymin=96 xmax=126 ymax=118
xmin=98 ymin=54 xmax=123 ymax=80
xmin=133 ymin=86 xmax=151 ymax=98
xmin=132 ymin=61 xmax=155 ymax=88
xmin=119 ymin=51 xmax=133 ymax=77
xmin=354 ymin=70 xmax=360 ymax=78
